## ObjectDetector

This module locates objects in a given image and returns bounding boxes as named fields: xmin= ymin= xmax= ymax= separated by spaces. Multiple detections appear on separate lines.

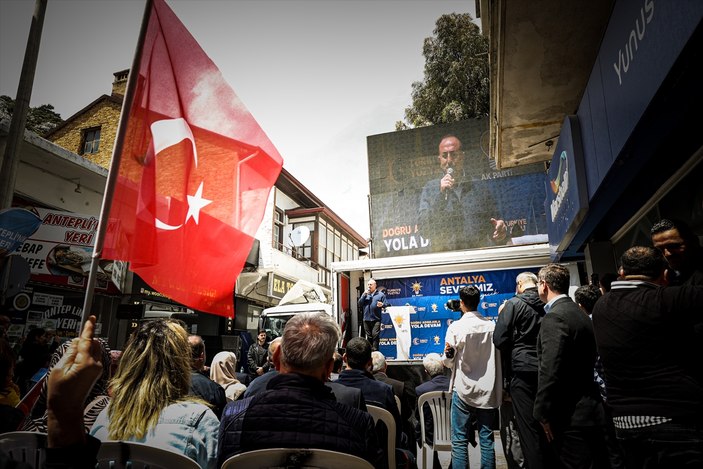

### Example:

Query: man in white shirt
xmin=443 ymin=285 xmax=502 ymax=469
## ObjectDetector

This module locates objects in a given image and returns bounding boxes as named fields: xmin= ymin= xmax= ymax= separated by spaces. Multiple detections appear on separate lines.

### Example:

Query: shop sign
xmin=16 ymin=208 xmax=121 ymax=292
xmin=267 ymin=272 xmax=296 ymax=299
xmin=546 ymin=116 xmax=589 ymax=260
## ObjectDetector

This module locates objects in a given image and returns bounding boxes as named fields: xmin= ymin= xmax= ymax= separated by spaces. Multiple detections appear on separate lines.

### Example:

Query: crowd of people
xmin=0 ymin=217 xmax=701 ymax=469
xmin=486 ymin=218 xmax=703 ymax=469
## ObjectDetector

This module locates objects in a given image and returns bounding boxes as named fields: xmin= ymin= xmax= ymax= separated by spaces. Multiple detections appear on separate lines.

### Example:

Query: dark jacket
xmin=246 ymin=342 xmax=270 ymax=379
xmin=243 ymin=370 xmax=367 ymax=411
xmin=358 ymin=290 xmax=388 ymax=322
xmin=335 ymin=368 xmax=402 ymax=446
xmin=327 ymin=381 xmax=368 ymax=411
xmin=414 ymin=374 xmax=450 ymax=445
xmin=189 ymin=371 xmax=226 ymax=419
xmin=217 ymin=373 xmax=383 ymax=468
xmin=592 ymin=281 xmax=703 ymax=421
xmin=493 ymin=287 xmax=545 ymax=374
xmin=242 ymin=369 xmax=277 ymax=398
xmin=373 ymin=371 xmax=415 ymax=421
xmin=533 ymin=296 xmax=603 ymax=430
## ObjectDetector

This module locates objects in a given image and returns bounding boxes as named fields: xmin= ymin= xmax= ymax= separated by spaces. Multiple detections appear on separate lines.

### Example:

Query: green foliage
xmin=397 ymin=13 xmax=489 ymax=130
xmin=0 ymin=95 xmax=63 ymax=135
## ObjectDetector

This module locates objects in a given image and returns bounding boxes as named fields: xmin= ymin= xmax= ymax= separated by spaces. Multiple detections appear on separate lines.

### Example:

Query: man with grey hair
xmin=218 ymin=313 xmax=382 ymax=467
xmin=414 ymin=353 xmax=450 ymax=469
xmin=372 ymin=350 xmax=416 ymax=446
xmin=493 ymin=271 xmax=554 ymax=468
xmin=371 ymin=351 xmax=409 ymax=413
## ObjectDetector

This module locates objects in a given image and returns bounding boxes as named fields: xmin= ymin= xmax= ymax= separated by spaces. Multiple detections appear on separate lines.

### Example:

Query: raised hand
xmin=46 ymin=315 xmax=104 ymax=447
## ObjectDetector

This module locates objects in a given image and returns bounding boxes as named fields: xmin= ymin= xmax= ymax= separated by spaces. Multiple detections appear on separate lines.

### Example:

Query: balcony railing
xmin=275 ymin=242 xmax=319 ymax=270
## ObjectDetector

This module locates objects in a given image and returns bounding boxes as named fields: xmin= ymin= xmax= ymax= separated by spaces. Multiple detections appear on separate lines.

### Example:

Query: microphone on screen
xmin=445 ymin=167 xmax=454 ymax=201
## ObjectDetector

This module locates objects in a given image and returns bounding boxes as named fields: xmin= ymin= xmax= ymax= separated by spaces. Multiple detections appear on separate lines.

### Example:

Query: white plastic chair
xmin=417 ymin=390 xmax=453 ymax=469
xmin=394 ymin=394 xmax=402 ymax=415
xmin=96 ymin=440 xmax=201 ymax=469
xmin=0 ymin=431 xmax=47 ymax=468
xmin=367 ymin=404 xmax=396 ymax=469
xmin=220 ymin=447 xmax=375 ymax=469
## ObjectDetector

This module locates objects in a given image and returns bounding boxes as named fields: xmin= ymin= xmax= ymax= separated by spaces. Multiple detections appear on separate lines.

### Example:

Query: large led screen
xmin=367 ymin=119 xmax=548 ymax=257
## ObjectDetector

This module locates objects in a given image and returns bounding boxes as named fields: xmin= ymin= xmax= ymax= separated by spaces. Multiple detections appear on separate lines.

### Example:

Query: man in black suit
xmin=533 ymin=264 xmax=607 ymax=469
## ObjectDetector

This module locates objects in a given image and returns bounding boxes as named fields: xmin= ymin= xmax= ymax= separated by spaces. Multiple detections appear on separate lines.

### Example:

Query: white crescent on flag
xmin=150 ymin=118 xmax=212 ymax=231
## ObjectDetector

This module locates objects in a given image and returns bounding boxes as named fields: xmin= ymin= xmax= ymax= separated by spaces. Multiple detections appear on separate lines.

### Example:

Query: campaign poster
xmin=367 ymin=119 xmax=548 ymax=258
xmin=378 ymin=266 xmax=540 ymax=360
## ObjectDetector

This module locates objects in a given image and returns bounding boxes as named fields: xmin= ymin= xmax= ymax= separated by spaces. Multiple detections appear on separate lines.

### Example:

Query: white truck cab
xmin=259 ymin=280 xmax=333 ymax=340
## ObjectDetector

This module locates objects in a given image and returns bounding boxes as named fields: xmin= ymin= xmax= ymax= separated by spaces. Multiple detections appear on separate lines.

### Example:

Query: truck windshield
xmin=262 ymin=315 xmax=291 ymax=341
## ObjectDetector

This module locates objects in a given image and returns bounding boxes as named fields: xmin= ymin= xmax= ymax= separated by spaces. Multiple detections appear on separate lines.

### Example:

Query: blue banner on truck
xmin=378 ymin=266 xmax=539 ymax=360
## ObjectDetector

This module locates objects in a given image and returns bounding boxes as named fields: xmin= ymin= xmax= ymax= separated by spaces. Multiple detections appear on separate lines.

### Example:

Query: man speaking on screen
xmin=418 ymin=134 xmax=507 ymax=251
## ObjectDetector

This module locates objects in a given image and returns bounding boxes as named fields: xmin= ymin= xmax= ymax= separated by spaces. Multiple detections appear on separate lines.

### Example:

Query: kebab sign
xmin=17 ymin=208 xmax=119 ymax=290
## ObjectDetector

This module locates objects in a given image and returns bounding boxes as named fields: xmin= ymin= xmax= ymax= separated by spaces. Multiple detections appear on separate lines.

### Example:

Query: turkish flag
xmin=102 ymin=0 xmax=283 ymax=316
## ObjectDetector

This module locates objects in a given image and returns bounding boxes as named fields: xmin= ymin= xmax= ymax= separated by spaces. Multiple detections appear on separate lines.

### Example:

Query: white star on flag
xmin=185 ymin=181 xmax=212 ymax=224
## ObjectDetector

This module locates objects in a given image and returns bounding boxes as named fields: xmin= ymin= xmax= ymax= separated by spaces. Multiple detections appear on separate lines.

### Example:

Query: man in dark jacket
xmin=188 ymin=335 xmax=226 ymax=419
xmin=358 ymin=278 xmax=388 ymax=351
xmin=246 ymin=330 xmax=270 ymax=381
xmin=243 ymin=338 xmax=367 ymax=412
xmin=534 ymin=264 xmax=607 ymax=469
xmin=592 ymin=246 xmax=703 ymax=468
xmin=335 ymin=338 xmax=401 ymax=428
xmin=493 ymin=271 xmax=555 ymax=469
xmin=218 ymin=313 xmax=383 ymax=468
xmin=372 ymin=351 xmax=415 ymax=420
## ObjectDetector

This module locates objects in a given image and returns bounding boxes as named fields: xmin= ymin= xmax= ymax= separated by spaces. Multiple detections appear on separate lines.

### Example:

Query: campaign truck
xmin=331 ymin=243 xmax=577 ymax=363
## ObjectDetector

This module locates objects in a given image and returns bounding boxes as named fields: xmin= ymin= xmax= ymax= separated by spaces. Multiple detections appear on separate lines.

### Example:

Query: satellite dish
xmin=288 ymin=226 xmax=311 ymax=247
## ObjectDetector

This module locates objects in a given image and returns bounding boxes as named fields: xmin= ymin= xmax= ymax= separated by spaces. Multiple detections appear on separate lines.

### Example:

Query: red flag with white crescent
xmin=103 ymin=0 xmax=283 ymax=316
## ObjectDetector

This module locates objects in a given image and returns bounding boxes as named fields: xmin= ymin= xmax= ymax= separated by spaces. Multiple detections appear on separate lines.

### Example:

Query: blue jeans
xmin=451 ymin=391 xmax=497 ymax=469
xmin=616 ymin=421 xmax=703 ymax=468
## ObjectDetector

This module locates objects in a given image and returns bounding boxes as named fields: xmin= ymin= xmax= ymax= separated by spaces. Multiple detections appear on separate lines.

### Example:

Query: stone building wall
xmin=48 ymin=100 xmax=122 ymax=168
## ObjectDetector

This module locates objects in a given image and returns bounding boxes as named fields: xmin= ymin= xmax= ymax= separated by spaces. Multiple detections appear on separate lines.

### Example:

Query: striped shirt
xmin=612 ymin=415 xmax=672 ymax=429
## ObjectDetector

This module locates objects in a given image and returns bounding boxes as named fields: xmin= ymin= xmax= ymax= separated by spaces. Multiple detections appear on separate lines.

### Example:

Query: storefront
xmin=3 ymin=207 xmax=123 ymax=347
xmin=547 ymin=0 xmax=703 ymax=273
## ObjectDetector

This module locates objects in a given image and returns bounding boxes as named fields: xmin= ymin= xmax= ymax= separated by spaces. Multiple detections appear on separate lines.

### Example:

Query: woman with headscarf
xmin=210 ymin=351 xmax=247 ymax=401
xmin=21 ymin=337 xmax=111 ymax=433
xmin=90 ymin=319 xmax=218 ymax=469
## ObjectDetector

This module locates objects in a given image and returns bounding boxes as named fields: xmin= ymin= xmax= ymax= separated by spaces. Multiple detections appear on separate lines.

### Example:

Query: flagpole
xmin=81 ymin=0 xmax=154 ymax=327
xmin=0 ymin=0 xmax=47 ymax=209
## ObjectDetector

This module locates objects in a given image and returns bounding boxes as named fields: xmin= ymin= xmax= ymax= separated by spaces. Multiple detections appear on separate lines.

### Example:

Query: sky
xmin=0 ymin=0 xmax=477 ymax=239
